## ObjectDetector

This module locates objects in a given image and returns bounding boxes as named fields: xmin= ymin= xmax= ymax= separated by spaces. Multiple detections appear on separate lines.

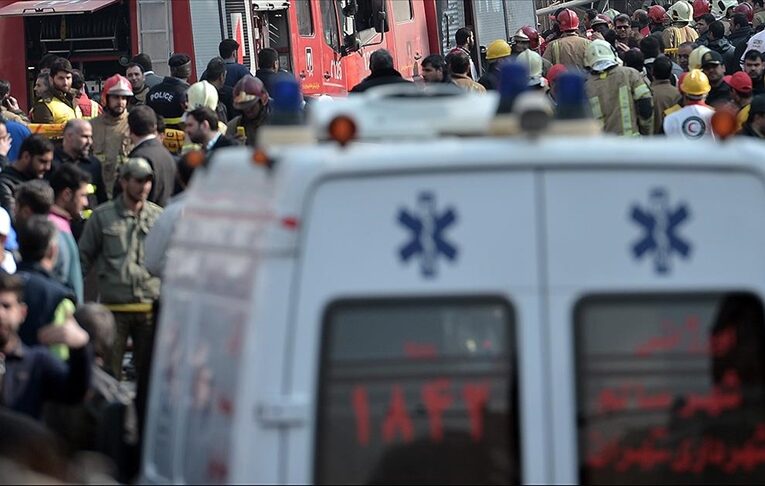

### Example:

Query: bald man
xmin=52 ymin=119 xmax=107 ymax=211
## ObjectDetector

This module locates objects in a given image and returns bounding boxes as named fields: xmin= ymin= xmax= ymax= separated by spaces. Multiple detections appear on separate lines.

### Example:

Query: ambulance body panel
xmin=143 ymin=138 xmax=765 ymax=484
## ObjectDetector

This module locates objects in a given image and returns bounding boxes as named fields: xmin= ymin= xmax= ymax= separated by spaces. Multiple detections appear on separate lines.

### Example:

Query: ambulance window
xmin=296 ymin=0 xmax=314 ymax=36
xmin=392 ymin=0 xmax=413 ymax=22
xmin=315 ymin=298 xmax=520 ymax=484
xmin=575 ymin=292 xmax=765 ymax=485
xmin=321 ymin=1 xmax=341 ymax=50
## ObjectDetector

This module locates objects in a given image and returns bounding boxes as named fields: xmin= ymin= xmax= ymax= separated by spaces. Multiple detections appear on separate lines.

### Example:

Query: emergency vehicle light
xmin=710 ymin=107 xmax=738 ymax=140
xmin=554 ymin=72 xmax=589 ymax=120
xmin=497 ymin=62 xmax=528 ymax=114
xmin=271 ymin=75 xmax=304 ymax=126
xmin=328 ymin=115 xmax=357 ymax=146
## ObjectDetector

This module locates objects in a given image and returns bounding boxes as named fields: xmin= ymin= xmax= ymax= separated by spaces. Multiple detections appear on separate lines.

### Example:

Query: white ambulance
xmin=142 ymin=87 xmax=765 ymax=484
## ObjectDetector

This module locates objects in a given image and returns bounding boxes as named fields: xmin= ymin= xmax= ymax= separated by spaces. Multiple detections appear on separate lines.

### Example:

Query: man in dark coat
xmin=123 ymin=106 xmax=176 ymax=207
xmin=184 ymin=107 xmax=237 ymax=159
xmin=350 ymin=49 xmax=411 ymax=93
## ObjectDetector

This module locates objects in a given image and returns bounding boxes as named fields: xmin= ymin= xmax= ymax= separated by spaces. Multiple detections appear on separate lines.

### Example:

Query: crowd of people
xmin=5 ymin=1 xmax=765 ymax=481
xmin=405 ymin=0 xmax=765 ymax=139
xmin=0 ymin=38 xmax=277 ymax=482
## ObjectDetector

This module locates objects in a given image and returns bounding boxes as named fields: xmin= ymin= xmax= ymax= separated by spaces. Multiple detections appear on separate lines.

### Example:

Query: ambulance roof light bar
xmin=310 ymin=84 xmax=500 ymax=142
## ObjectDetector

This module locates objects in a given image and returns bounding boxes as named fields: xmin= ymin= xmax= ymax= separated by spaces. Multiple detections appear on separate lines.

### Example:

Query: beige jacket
xmin=542 ymin=33 xmax=590 ymax=70
xmin=651 ymin=79 xmax=680 ymax=135
xmin=586 ymin=66 xmax=654 ymax=136
xmin=91 ymin=111 xmax=132 ymax=198
xmin=451 ymin=74 xmax=487 ymax=93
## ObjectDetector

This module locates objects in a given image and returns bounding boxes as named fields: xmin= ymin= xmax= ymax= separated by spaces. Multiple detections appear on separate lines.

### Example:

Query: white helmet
xmin=668 ymin=1 xmax=694 ymax=23
xmin=186 ymin=80 xmax=219 ymax=112
xmin=516 ymin=49 xmax=546 ymax=87
xmin=585 ymin=39 xmax=619 ymax=72
xmin=712 ymin=0 xmax=738 ymax=19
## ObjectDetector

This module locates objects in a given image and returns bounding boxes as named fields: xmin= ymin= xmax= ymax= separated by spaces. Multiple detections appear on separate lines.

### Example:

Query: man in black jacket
xmin=0 ymin=271 xmax=91 ymax=420
xmin=0 ymin=135 xmax=53 ymax=217
xmin=51 ymin=119 xmax=107 ymax=206
xmin=125 ymin=106 xmax=176 ymax=207
xmin=707 ymin=21 xmax=737 ymax=74
xmin=350 ymin=49 xmax=411 ymax=93
xmin=728 ymin=13 xmax=754 ymax=72
xmin=146 ymin=54 xmax=191 ymax=130
xmin=184 ymin=107 xmax=237 ymax=158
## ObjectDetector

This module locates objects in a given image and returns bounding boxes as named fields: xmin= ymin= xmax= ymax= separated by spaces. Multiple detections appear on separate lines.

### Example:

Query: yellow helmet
xmin=688 ymin=45 xmax=711 ymax=70
xmin=585 ymin=39 xmax=619 ymax=71
xmin=186 ymin=80 xmax=219 ymax=112
xmin=668 ymin=1 xmax=694 ymax=23
xmin=681 ymin=69 xmax=712 ymax=96
xmin=486 ymin=39 xmax=512 ymax=61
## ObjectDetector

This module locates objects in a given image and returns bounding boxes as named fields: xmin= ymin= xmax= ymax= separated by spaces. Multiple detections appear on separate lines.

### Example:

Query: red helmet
xmin=232 ymin=75 xmax=269 ymax=110
xmin=733 ymin=2 xmax=754 ymax=22
xmin=557 ymin=8 xmax=580 ymax=31
xmin=520 ymin=25 xmax=540 ymax=49
xmin=692 ymin=0 xmax=711 ymax=19
xmin=100 ymin=74 xmax=133 ymax=107
xmin=648 ymin=5 xmax=668 ymax=24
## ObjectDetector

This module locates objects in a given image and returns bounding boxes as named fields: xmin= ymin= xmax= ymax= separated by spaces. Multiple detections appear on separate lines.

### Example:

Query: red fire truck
xmin=0 ymin=0 xmax=535 ymax=109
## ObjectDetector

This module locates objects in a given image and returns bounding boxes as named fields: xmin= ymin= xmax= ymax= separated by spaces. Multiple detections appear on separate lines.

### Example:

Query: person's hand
xmin=6 ymin=96 xmax=20 ymax=113
xmin=0 ymin=132 xmax=11 ymax=158
xmin=38 ymin=318 xmax=90 ymax=349
xmin=616 ymin=41 xmax=630 ymax=53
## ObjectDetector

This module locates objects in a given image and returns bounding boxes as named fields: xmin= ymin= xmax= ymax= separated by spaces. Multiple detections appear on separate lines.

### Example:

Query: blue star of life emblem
xmin=630 ymin=188 xmax=692 ymax=275
xmin=397 ymin=192 xmax=458 ymax=278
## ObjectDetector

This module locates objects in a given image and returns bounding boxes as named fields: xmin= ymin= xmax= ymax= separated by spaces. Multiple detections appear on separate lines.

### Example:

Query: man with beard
xmin=126 ymin=62 xmax=149 ymax=108
xmin=52 ymin=119 xmax=107 ymax=208
xmin=184 ymin=107 xmax=236 ymax=157
xmin=743 ymin=49 xmax=765 ymax=95
xmin=31 ymin=58 xmax=82 ymax=124
xmin=0 ymin=135 xmax=53 ymax=215
xmin=78 ymin=157 xmax=161 ymax=382
xmin=91 ymin=75 xmax=133 ymax=199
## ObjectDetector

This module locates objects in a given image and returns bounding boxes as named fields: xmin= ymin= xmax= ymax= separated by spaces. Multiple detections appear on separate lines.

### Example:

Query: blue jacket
xmin=1 ymin=341 xmax=91 ymax=418
xmin=16 ymin=262 xmax=75 ymax=347
xmin=224 ymin=61 xmax=251 ymax=88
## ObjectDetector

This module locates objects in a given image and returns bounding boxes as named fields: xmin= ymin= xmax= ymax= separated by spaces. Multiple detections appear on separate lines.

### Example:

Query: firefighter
xmin=186 ymin=81 xmax=228 ymax=133
xmin=517 ymin=50 xmax=548 ymax=90
xmin=31 ymin=58 xmax=82 ymax=125
xmin=512 ymin=27 xmax=552 ymax=74
xmin=225 ymin=76 xmax=270 ymax=147
xmin=147 ymin=54 xmax=191 ymax=130
xmin=584 ymin=39 xmax=654 ymax=136
xmin=693 ymin=0 xmax=711 ymax=22
xmin=663 ymin=69 xmax=716 ymax=139
xmin=663 ymin=1 xmax=700 ymax=59
xmin=72 ymin=70 xmax=101 ymax=120
xmin=91 ymin=75 xmax=133 ymax=199
xmin=648 ymin=5 xmax=668 ymax=33
xmin=478 ymin=40 xmax=512 ymax=90
xmin=755 ymin=0 xmax=765 ymax=31
xmin=542 ymin=9 xmax=590 ymax=70
xmin=713 ymin=0 xmax=738 ymax=33
xmin=590 ymin=14 xmax=613 ymax=38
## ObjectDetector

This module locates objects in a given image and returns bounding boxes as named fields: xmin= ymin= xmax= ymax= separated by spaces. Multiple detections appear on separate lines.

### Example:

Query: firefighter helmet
xmin=585 ymin=39 xmax=619 ymax=71
xmin=557 ymin=9 xmax=580 ymax=31
xmin=681 ymin=69 xmax=712 ymax=96
xmin=486 ymin=39 xmax=512 ymax=61
xmin=514 ymin=26 xmax=540 ymax=50
xmin=186 ymin=80 xmax=219 ymax=112
xmin=517 ymin=49 xmax=544 ymax=79
xmin=669 ymin=1 xmax=694 ymax=23
xmin=590 ymin=14 xmax=612 ymax=28
xmin=100 ymin=74 xmax=133 ymax=106
xmin=648 ymin=5 xmax=668 ymax=24
xmin=688 ymin=45 xmax=712 ymax=69
xmin=733 ymin=2 xmax=754 ymax=23
xmin=713 ymin=0 xmax=738 ymax=19
xmin=692 ymin=0 xmax=711 ymax=19
xmin=604 ymin=8 xmax=621 ymax=21
xmin=232 ymin=75 xmax=269 ymax=110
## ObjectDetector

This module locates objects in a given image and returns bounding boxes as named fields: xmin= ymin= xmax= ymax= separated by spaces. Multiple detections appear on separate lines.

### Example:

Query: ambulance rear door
xmin=542 ymin=140 xmax=765 ymax=484
xmin=282 ymin=144 xmax=551 ymax=484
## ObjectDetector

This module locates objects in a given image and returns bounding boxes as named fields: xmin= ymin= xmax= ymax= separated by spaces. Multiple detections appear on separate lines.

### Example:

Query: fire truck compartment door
xmin=0 ymin=0 xmax=119 ymax=16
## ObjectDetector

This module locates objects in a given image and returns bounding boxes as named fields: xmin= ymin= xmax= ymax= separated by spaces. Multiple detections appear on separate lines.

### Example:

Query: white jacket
xmin=663 ymin=103 xmax=716 ymax=140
